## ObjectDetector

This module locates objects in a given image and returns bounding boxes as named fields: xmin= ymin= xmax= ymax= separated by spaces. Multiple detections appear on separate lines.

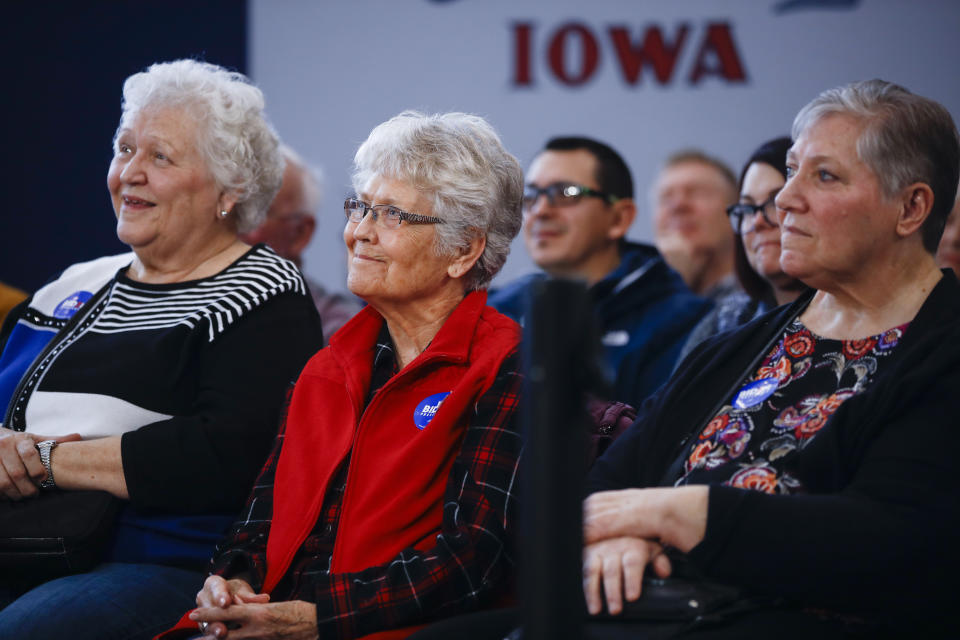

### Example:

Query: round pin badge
xmin=732 ymin=377 xmax=779 ymax=410
xmin=52 ymin=291 xmax=93 ymax=320
xmin=413 ymin=391 xmax=452 ymax=430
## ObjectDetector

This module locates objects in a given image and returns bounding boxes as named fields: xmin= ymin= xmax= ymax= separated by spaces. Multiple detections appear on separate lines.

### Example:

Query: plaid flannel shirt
xmin=209 ymin=331 xmax=523 ymax=638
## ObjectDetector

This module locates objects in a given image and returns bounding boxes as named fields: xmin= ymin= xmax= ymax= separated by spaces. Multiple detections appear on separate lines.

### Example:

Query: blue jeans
xmin=0 ymin=562 xmax=203 ymax=640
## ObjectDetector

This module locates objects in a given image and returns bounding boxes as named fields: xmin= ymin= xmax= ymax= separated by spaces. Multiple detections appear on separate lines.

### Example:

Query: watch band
xmin=36 ymin=439 xmax=58 ymax=489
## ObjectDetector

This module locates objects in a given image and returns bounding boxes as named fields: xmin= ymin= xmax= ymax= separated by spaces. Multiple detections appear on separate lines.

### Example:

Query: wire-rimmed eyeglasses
xmin=344 ymin=197 xmax=445 ymax=229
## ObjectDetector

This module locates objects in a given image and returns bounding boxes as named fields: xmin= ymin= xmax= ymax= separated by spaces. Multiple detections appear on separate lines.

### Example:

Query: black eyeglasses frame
xmin=522 ymin=181 xmax=619 ymax=212
xmin=726 ymin=197 xmax=779 ymax=234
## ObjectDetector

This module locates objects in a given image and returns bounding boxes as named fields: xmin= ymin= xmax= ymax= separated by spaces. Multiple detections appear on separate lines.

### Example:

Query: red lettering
xmin=512 ymin=19 xmax=748 ymax=90
xmin=513 ymin=22 xmax=534 ymax=86
xmin=608 ymin=24 xmax=689 ymax=85
xmin=548 ymin=23 xmax=599 ymax=86
xmin=688 ymin=22 xmax=747 ymax=84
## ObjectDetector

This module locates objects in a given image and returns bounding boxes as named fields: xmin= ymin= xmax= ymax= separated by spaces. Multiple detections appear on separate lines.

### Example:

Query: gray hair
xmin=278 ymin=144 xmax=324 ymax=215
xmin=792 ymin=79 xmax=960 ymax=253
xmin=352 ymin=111 xmax=524 ymax=290
xmin=662 ymin=149 xmax=737 ymax=192
xmin=117 ymin=59 xmax=283 ymax=233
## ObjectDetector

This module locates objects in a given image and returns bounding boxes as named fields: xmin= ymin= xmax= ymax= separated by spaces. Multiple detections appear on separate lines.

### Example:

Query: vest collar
xmin=329 ymin=290 xmax=489 ymax=368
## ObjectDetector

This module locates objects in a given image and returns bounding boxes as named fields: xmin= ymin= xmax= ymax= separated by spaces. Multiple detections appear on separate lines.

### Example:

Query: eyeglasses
xmin=522 ymin=181 xmax=618 ymax=212
xmin=726 ymin=197 xmax=779 ymax=234
xmin=344 ymin=197 xmax=445 ymax=229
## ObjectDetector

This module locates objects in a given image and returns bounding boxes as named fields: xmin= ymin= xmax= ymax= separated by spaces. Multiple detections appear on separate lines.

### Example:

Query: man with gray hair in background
xmin=652 ymin=149 xmax=740 ymax=301
xmin=242 ymin=145 xmax=362 ymax=341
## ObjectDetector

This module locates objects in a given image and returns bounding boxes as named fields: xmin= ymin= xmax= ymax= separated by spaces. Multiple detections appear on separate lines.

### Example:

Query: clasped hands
xmin=582 ymin=486 xmax=709 ymax=616
xmin=191 ymin=576 xmax=317 ymax=640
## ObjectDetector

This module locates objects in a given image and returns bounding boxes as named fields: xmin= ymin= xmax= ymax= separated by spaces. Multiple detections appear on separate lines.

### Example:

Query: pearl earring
xmin=220 ymin=210 xmax=229 ymax=218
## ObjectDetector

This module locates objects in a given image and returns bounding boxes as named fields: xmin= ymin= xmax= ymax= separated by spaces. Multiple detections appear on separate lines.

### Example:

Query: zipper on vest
xmin=328 ymin=362 xmax=427 ymax=572
xmin=267 ymin=348 xmax=407 ymax=589
xmin=329 ymin=383 xmax=391 ymax=572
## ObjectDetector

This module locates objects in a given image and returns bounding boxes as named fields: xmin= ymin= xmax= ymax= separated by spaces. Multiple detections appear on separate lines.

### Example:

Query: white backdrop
xmin=249 ymin=0 xmax=960 ymax=294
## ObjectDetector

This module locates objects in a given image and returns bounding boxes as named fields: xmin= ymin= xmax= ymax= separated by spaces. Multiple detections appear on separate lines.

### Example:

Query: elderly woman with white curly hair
xmin=156 ymin=110 xmax=526 ymax=640
xmin=0 ymin=60 xmax=322 ymax=637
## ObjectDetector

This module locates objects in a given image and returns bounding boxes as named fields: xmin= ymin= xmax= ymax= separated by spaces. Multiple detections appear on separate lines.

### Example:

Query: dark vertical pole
xmin=521 ymin=279 xmax=603 ymax=640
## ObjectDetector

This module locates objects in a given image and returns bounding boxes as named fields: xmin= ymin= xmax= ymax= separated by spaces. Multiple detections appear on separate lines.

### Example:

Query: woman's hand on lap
xmin=0 ymin=429 xmax=80 ymax=499
xmin=583 ymin=486 xmax=709 ymax=552
xmin=582 ymin=536 xmax=672 ymax=616
xmin=191 ymin=599 xmax=316 ymax=640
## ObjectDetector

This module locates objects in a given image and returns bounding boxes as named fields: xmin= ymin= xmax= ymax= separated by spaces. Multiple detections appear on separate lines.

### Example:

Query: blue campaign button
xmin=413 ymin=392 xmax=452 ymax=430
xmin=733 ymin=377 xmax=779 ymax=410
xmin=52 ymin=291 xmax=93 ymax=319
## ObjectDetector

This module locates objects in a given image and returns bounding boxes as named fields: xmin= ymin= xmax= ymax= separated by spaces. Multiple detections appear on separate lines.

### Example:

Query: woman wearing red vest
xmin=159 ymin=111 xmax=525 ymax=640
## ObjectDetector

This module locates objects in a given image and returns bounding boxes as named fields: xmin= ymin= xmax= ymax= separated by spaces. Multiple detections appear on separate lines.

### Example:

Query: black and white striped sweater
xmin=0 ymin=244 xmax=323 ymax=514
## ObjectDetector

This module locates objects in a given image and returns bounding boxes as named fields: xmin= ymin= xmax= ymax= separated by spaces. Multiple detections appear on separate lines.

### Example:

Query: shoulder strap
xmin=656 ymin=299 xmax=808 ymax=487
xmin=3 ymin=277 xmax=115 ymax=429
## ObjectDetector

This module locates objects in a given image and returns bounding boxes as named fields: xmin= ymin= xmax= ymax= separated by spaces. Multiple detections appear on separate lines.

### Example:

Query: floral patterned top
xmin=675 ymin=317 xmax=908 ymax=494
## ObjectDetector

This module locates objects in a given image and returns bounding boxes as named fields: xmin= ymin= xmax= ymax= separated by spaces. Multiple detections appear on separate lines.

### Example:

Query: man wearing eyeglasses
xmin=240 ymin=145 xmax=362 ymax=343
xmin=489 ymin=137 xmax=711 ymax=407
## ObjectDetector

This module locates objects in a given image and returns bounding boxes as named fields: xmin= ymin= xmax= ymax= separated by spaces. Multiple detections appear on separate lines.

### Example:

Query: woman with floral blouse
xmin=584 ymin=79 xmax=960 ymax=637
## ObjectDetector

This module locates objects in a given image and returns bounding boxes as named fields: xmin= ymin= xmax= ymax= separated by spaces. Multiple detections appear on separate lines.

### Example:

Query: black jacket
xmin=588 ymin=270 xmax=960 ymax=632
xmin=490 ymin=242 xmax=711 ymax=407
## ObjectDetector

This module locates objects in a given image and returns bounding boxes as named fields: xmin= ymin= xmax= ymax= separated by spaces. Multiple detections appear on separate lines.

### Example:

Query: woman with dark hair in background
xmin=678 ymin=137 xmax=807 ymax=360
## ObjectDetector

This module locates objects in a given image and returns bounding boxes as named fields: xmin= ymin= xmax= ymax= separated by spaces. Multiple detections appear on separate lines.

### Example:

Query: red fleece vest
xmin=157 ymin=291 xmax=520 ymax=640
xmin=266 ymin=290 xmax=520 ymax=583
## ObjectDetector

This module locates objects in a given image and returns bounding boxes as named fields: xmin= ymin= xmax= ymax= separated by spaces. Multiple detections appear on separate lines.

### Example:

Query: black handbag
xmin=0 ymin=281 xmax=120 ymax=582
xmin=596 ymin=575 xmax=744 ymax=622
xmin=581 ymin=552 xmax=765 ymax=640
xmin=503 ymin=577 xmax=752 ymax=640
xmin=0 ymin=489 xmax=120 ymax=580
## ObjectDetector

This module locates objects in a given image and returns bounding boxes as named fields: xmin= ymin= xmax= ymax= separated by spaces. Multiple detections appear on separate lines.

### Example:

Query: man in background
xmin=490 ymin=137 xmax=710 ymax=407
xmin=651 ymin=150 xmax=740 ymax=301
xmin=242 ymin=145 xmax=361 ymax=342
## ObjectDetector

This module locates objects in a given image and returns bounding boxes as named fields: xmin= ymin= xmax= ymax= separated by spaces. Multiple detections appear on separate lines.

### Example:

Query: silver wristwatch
xmin=35 ymin=440 xmax=58 ymax=489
